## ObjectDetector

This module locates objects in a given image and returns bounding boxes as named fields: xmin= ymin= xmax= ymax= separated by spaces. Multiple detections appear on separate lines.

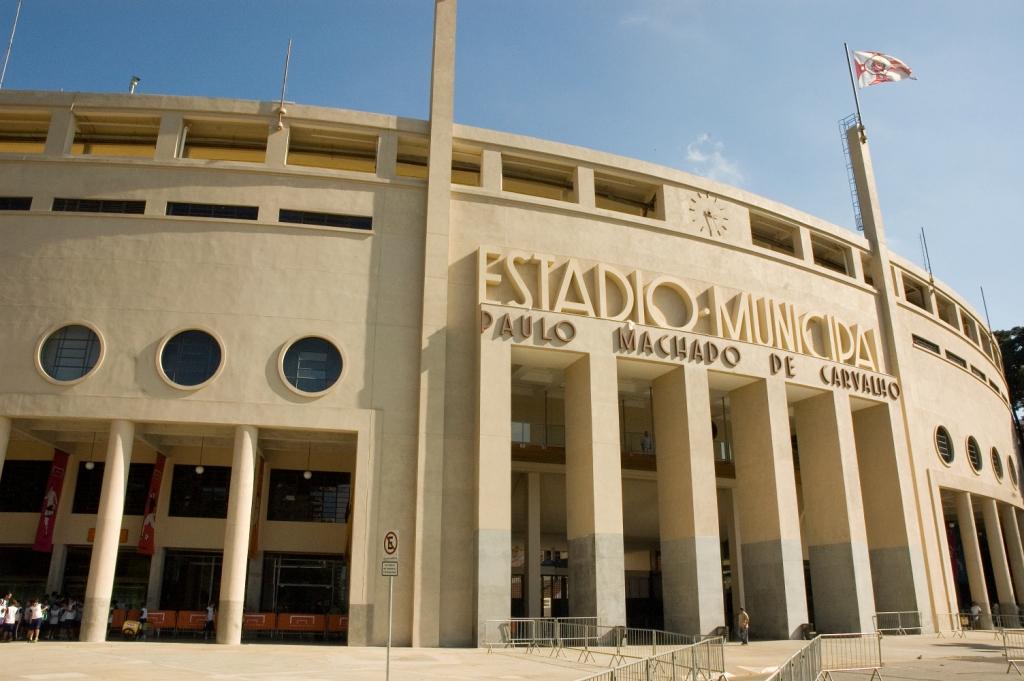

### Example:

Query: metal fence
xmin=872 ymin=611 xmax=922 ymax=636
xmin=934 ymin=612 xmax=967 ymax=638
xmin=576 ymin=637 xmax=726 ymax=681
xmin=1003 ymin=628 xmax=1024 ymax=675
xmin=764 ymin=632 xmax=883 ymax=681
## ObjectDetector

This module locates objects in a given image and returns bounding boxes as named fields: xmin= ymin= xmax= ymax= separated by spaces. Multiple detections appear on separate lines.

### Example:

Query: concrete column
xmin=526 ymin=472 xmax=542 ymax=618
xmin=245 ymin=554 xmax=263 ymax=612
xmin=45 ymin=543 xmax=67 ymax=595
xmin=851 ymin=401 xmax=930 ymax=619
xmin=44 ymin=109 xmax=74 ymax=157
xmin=475 ymin=336 xmax=511 ymax=643
xmin=347 ymin=413 xmax=380 ymax=646
xmin=794 ymin=391 xmax=875 ymax=633
xmin=980 ymin=498 xmax=1016 ymax=615
xmin=1000 ymin=505 xmax=1024 ymax=609
xmin=80 ymin=419 xmax=134 ymax=641
xmin=731 ymin=378 xmax=807 ymax=639
xmin=573 ymin=166 xmax=596 ymax=209
xmin=955 ymin=492 xmax=992 ymax=628
xmin=565 ymin=353 xmax=626 ymax=626
xmin=0 ymin=416 xmax=9 ymax=482
xmin=480 ymin=149 xmax=502 ymax=190
xmin=653 ymin=366 xmax=724 ymax=635
xmin=265 ymin=122 xmax=289 ymax=168
xmin=216 ymin=425 xmax=258 ymax=645
xmin=154 ymin=112 xmax=184 ymax=160
xmin=376 ymin=130 xmax=398 ymax=180
xmin=146 ymin=547 xmax=165 ymax=610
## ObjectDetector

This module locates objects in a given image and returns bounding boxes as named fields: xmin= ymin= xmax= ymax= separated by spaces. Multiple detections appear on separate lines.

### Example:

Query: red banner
xmin=32 ymin=449 xmax=70 ymax=552
xmin=137 ymin=453 xmax=166 ymax=556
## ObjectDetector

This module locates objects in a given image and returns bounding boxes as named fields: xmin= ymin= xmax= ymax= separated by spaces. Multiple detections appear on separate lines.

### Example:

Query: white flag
xmin=853 ymin=51 xmax=916 ymax=88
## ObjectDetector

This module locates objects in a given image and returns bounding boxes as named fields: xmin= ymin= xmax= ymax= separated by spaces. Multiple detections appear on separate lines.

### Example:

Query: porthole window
xmin=280 ymin=336 xmax=343 ymax=395
xmin=38 ymin=323 xmax=103 ymax=383
xmin=935 ymin=427 xmax=954 ymax=465
xmin=993 ymin=448 xmax=1004 ymax=481
xmin=158 ymin=329 xmax=223 ymax=388
xmin=1010 ymin=457 xmax=1019 ymax=488
xmin=967 ymin=437 xmax=983 ymax=473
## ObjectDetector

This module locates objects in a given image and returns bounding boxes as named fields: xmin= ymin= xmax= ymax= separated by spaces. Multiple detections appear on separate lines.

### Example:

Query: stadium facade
xmin=0 ymin=1 xmax=1020 ymax=646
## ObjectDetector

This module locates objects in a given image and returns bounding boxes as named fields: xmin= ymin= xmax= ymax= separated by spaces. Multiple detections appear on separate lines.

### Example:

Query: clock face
xmin=689 ymin=191 xmax=729 ymax=237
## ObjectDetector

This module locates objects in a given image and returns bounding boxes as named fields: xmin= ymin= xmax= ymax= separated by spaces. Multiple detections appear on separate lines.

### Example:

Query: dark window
xmin=912 ymin=335 xmax=940 ymax=354
xmin=72 ymin=462 xmax=154 ymax=515
xmin=971 ymin=366 xmax=987 ymax=381
xmin=160 ymin=329 xmax=222 ymax=387
xmin=168 ymin=465 xmax=231 ymax=518
xmin=52 ymin=198 xmax=145 ymax=214
xmin=161 ymin=550 xmax=222 ymax=610
xmin=993 ymin=449 xmax=1004 ymax=480
xmin=39 ymin=324 xmax=101 ymax=382
xmin=279 ymin=209 xmax=372 ymax=230
xmin=967 ymin=437 xmax=983 ymax=472
xmin=945 ymin=351 xmax=967 ymax=368
xmin=0 ymin=196 xmax=31 ymax=210
xmin=936 ymin=427 xmax=954 ymax=464
xmin=281 ymin=337 xmax=343 ymax=393
xmin=260 ymin=553 xmax=347 ymax=614
xmin=267 ymin=469 xmax=350 ymax=523
xmin=166 ymin=202 xmax=258 ymax=220
xmin=0 ymin=460 xmax=52 ymax=512
xmin=1011 ymin=458 xmax=1019 ymax=488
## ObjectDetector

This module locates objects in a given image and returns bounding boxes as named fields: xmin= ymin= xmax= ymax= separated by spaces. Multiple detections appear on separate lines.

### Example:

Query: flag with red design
xmin=853 ymin=51 xmax=916 ymax=88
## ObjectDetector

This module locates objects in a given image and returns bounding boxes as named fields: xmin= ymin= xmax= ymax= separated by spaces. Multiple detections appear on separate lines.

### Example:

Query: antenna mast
xmin=0 ymin=0 xmax=23 ymax=90
xmin=275 ymin=38 xmax=292 ymax=130
xmin=919 ymin=227 xmax=935 ymax=287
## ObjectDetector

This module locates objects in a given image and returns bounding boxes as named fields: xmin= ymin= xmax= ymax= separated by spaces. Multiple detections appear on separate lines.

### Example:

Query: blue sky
xmin=2 ymin=1 xmax=1020 ymax=329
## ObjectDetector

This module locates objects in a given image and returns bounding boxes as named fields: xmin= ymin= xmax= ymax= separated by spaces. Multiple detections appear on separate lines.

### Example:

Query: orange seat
xmin=176 ymin=610 xmax=207 ymax=631
xmin=146 ymin=610 xmax=175 ymax=630
xmin=243 ymin=613 xmax=275 ymax=631
xmin=125 ymin=609 xmax=142 ymax=622
xmin=276 ymin=613 xmax=325 ymax=634
xmin=326 ymin=614 xmax=348 ymax=634
xmin=109 ymin=609 xmax=126 ymax=629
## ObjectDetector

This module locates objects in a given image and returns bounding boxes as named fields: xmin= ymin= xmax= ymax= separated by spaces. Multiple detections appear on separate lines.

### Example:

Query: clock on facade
xmin=689 ymin=192 xmax=729 ymax=237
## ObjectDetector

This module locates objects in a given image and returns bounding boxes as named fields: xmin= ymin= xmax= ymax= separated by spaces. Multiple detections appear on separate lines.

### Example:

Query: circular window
xmin=967 ymin=437 xmax=983 ymax=473
xmin=935 ymin=427 xmax=954 ymax=465
xmin=158 ymin=329 xmax=223 ymax=388
xmin=1011 ymin=457 xmax=1019 ymax=488
xmin=280 ymin=336 xmax=343 ymax=395
xmin=993 ymin=448 xmax=1004 ymax=481
xmin=37 ymin=323 xmax=103 ymax=384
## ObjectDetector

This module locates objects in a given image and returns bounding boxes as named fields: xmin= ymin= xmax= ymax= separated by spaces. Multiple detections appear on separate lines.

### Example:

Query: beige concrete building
xmin=0 ymin=1 xmax=1020 ymax=647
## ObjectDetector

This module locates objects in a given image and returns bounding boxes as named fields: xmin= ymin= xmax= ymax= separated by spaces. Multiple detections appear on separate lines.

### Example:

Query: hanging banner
xmin=248 ymin=456 xmax=265 ymax=558
xmin=32 ymin=449 xmax=70 ymax=553
xmin=137 ymin=453 xmax=166 ymax=556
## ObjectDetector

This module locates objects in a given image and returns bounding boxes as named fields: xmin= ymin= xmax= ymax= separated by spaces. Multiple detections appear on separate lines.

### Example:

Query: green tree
xmin=996 ymin=326 xmax=1024 ymax=443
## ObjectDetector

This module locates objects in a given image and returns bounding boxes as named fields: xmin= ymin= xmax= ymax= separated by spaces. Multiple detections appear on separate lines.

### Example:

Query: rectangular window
xmin=970 ymin=365 xmax=986 ymax=381
xmin=395 ymin=136 xmax=428 ymax=179
xmin=0 ymin=110 xmax=50 ymax=154
xmin=810 ymin=235 xmax=850 ymax=276
xmin=750 ymin=216 xmax=798 ymax=256
xmin=502 ymin=155 xmax=575 ymax=202
xmin=860 ymin=254 xmax=875 ymax=287
xmin=278 ymin=209 xmax=372 ymax=230
xmin=0 ymin=460 xmax=51 ymax=512
xmin=52 ymin=198 xmax=146 ymax=214
xmin=267 ymin=469 xmax=351 ymax=524
xmin=960 ymin=311 xmax=980 ymax=343
xmin=945 ymin=350 xmax=967 ymax=368
xmin=287 ymin=126 xmax=377 ymax=173
xmin=935 ymin=294 xmax=959 ymax=328
xmin=168 ymin=465 xmax=231 ymax=518
xmin=452 ymin=145 xmax=481 ymax=187
xmin=902 ymin=274 xmax=928 ymax=311
xmin=594 ymin=173 xmax=660 ymax=217
xmin=181 ymin=119 xmax=267 ymax=163
xmin=912 ymin=335 xmax=940 ymax=354
xmin=72 ymin=462 xmax=154 ymax=515
xmin=166 ymin=202 xmax=258 ymax=220
xmin=72 ymin=114 xmax=160 ymax=158
xmin=0 ymin=196 xmax=31 ymax=210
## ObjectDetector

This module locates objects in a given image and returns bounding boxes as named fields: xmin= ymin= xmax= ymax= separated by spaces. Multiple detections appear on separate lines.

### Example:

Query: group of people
xmin=1 ymin=592 xmax=84 ymax=642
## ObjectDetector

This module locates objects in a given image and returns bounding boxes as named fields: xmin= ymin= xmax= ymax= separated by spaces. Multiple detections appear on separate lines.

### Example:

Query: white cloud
xmin=685 ymin=133 xmax=743 ymax=185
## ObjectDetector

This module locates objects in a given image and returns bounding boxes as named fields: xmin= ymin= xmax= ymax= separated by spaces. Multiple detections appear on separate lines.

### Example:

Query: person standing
xmin=738 ymin=607 xmax=750 ymax=645
xmin=204 ymin=603 xmax=215 ymax=641
xmin=26 ymin=599 xmax=44 ymax=642
xmin=2 ymin=599 xmax=18 ymax=642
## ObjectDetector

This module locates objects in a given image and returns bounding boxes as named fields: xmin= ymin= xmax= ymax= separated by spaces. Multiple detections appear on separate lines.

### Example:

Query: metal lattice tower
xmin=839 ymin=114 xmax=864 ymax=232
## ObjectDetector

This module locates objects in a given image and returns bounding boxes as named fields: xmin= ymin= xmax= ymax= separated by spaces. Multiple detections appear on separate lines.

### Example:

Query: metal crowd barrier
xmin=575 ymin=637 xmax=726 ymax=681
xmin=934 ymin=611 xmax=967 ymax=638
xmin=764 ymin=632 xmax=883 ymax=681
xmin=1003 ymin=628 xmax=1024 ymax=675
xmin=872 ymin=611 xmax=921 ymax=636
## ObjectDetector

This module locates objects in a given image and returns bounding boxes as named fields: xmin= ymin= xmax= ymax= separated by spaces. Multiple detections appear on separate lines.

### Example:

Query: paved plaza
xmin=0 ymin=631 xmax=1014 ymax=680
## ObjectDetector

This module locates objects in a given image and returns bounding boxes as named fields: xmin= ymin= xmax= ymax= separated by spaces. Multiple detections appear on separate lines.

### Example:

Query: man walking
xmin=738 ymin=607 xmax=750 ymax=645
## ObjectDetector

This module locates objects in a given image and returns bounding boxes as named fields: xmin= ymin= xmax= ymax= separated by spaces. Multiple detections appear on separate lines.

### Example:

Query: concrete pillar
xmin=573 ymin=166 xmax=596 ymax=208
xmin=265 ymin=122 xmax=289 ymax=168
xmin=731 ymin=378 xmax=807 ymax=639
xmin=475 ymin=336 xmax=511 ymax=643
xmin=565 ymin=353 xmax=626 ymax=626
xmin=852 ymin=401 xmax=930 ymax=619
xmin=955 ymin=492 xmax=992 ymax=628
xmin=794 ymin=391 xmax=875 ymax=633
xmin=146 ymin=547 xmax=165 ymax=610
xmin=1000 ymin=505 xmax=1024 ymax=609
xmin=45 ymin=543 xmax=67 ymax=595
xmin=154 ymin=113 xmax=184 ymax=161
xmin=526 ymin=472 xmax=542 ymax=618
xmin=0 ymin=416 xmax=9 ymax=482
xmin=480 ymin=149 xmax=502 ymax=190
xmin=44 ymin=109 xmax=74 ymax=157
xmin=245 ymin=554 xmax=263 ymax=612
xmin=80 ymin=419 xmax=134 ymax=641
xmin=652 ymin=366 xmax=724 ymax=635
xmin=216 ymin=425 xmax=258 ymax=645
xmin=980 ymin=498 xmax=1016 ymax=615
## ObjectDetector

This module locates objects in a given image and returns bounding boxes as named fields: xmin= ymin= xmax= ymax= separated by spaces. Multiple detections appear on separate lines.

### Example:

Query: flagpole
xmin=0 ymin=0 xmax=23 ymax=90
xmin=843 ymin=42 xmax=865 ymax=139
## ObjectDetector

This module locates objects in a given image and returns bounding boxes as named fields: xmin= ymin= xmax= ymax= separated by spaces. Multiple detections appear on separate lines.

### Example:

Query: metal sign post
xmin=382 ymin=530 xmax=399 ymax=681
